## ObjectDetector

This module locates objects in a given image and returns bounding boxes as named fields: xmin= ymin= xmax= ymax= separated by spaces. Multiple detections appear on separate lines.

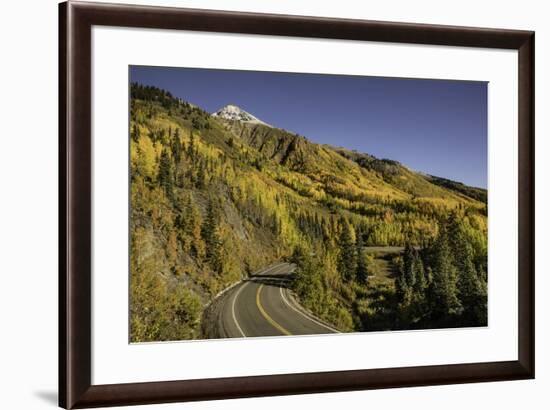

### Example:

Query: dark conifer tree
xmin=201 ymin=198 xmax=223 ymax=273
xmin=171 ymin=128 xmax=182 ymax=165
xmin=158 ymin=148 xmax=173 ymax=201
xmin=337 ymin=218 xmax=357 ymax=281
xmin=187 ymin=130 xmax=195 ymax=162
xmin=131 ymin=124 xmax=140 ymax=143
xmin=447 ymin=213 xmax=487 ymax=326
xmin=426 ymin=223 xmax=461 ymax=321
xmin=412 ymin=251 xmax=427 ymax=295
xmin=403 ymin=243 xmax=417 ymax=289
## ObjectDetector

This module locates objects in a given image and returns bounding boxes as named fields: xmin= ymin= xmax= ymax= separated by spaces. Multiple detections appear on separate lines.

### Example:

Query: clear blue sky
xmin=130 ymin=66 xmax=487 ymax=188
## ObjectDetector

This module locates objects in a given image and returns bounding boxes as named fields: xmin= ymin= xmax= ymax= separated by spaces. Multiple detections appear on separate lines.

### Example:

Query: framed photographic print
xmin=59 ymin=1 xmax=535 ymax=408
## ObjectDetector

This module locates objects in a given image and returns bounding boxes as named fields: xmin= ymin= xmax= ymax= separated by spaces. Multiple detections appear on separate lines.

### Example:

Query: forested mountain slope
xmin=129 ymin=83 xmax=488 ymax=342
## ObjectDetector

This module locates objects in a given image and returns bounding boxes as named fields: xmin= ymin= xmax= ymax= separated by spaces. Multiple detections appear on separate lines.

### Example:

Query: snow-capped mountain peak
xmin=212 ymin=104 xmax=271 ymax=127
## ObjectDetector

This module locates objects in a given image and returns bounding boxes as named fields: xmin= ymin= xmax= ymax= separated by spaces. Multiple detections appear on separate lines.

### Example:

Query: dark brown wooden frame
xmin=59 ymin=1 xmax=535 ymax=408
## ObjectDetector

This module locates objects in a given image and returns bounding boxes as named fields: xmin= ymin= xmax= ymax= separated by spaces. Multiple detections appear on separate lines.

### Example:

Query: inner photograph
xmin=129 ymin=66 xmax=488 ymax=343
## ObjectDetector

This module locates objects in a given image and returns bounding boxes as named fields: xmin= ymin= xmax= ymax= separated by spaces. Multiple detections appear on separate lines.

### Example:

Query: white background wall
xmin=0 ymin=0 xmax=547 ymax=409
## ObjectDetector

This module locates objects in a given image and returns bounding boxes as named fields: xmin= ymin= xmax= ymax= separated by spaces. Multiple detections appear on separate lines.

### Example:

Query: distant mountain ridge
xmin=215 ymin=105 xmax=486 ymax=204
xmin=211 ymin=103 xmax=485 ymax=201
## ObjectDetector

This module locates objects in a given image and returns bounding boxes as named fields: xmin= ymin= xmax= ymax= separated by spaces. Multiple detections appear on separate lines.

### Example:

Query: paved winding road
xmin=215 ymin=263 xmax=339 ymax=338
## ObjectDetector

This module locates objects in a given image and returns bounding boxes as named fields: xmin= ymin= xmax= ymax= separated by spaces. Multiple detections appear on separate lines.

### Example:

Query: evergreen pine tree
xmin=403 ymin=243 xmax=417 ymax=289
xmin=337 ymin=218 xmax=357 ymax=281
xmin=395 ymin=253 xmax=413 ymax=308
xmin=187 ymin=130 xmax=195 ymax=161
xmin=201 ymin=198 xmax=223 ymax=273
xmin=158 ymin=148 xmax=173 ymax=201
xmin=447 ymin=213 xmax=487 ymax=326
xmin=412 ymin=251 xmax=427 ymax=295
xmin=195 ymin=160 xmax=206 ymax=189
xmin=171 ymin=128 xmax=182 ymax=165
xmin=182 ymin=195 xmax=204 ymax=259
xmin=131 ymin=123 xmax=140 ymax=143
xmin=427 ymin=223 xmax=461 ymax=321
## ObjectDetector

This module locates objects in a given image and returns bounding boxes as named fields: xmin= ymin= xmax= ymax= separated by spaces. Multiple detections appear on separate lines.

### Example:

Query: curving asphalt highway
xmin=216 ymin=263 xmax=339 ymax=338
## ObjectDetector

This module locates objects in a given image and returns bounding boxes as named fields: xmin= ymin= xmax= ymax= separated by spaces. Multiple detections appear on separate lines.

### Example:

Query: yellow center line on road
xmin=256 ymin=284 xmax=292 ymax=336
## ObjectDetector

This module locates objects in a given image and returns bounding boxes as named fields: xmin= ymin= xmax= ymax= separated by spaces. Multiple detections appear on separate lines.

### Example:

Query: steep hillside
xmin=332 ymin=147 xmax=486 ymax=205
xmin=129 ymin=83 xmax=488 ymax=341
xmin=425 ymin=174 xmax=487 ymax=203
